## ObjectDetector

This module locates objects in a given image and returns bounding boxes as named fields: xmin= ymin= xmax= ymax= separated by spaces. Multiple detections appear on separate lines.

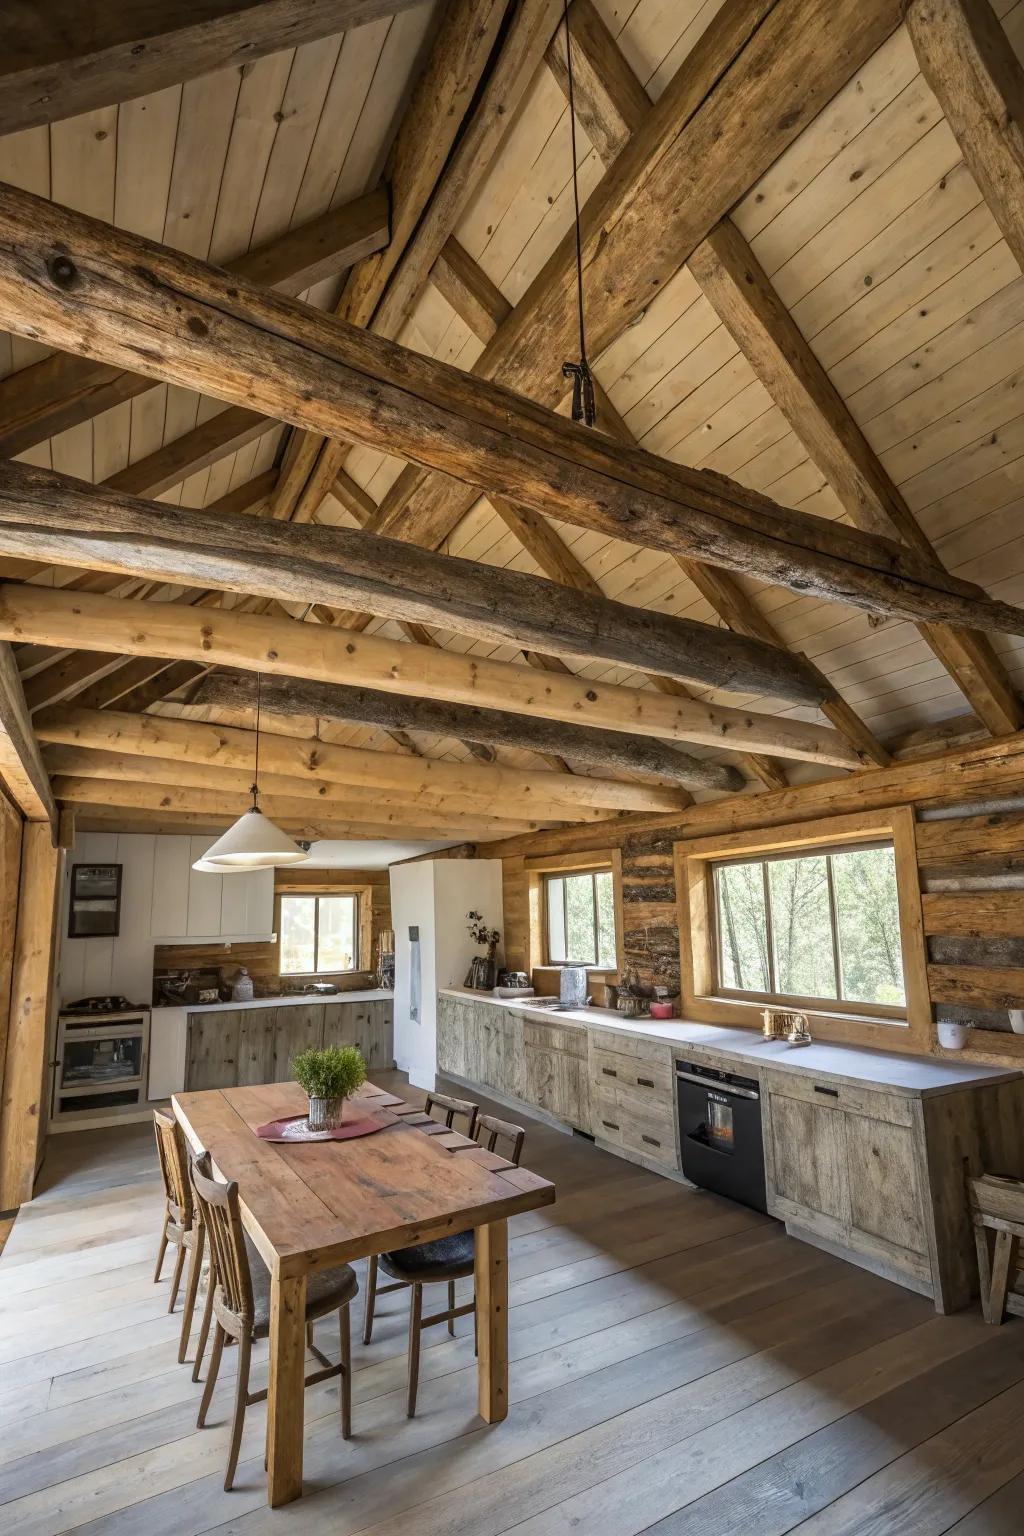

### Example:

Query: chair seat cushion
xmin=245 ymin=1235 xmax=358 ymax=1336
xmin=380 ymin=1230 xmax=475 ymax=1283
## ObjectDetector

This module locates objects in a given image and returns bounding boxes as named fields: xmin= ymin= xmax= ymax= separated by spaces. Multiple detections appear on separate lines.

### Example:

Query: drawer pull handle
xmin=641 ymin=1134 xmax=660 ymax=1147
xmin=637 ymin=1076 xmax=654 ymax=1087
xmin=814 ymin=1086 xmax=839 ymax=1099
xmin=602 ymin=1067 xmax=618 ymax=1077
xmin=602 ymin=1119 xmax=620 ymax=1131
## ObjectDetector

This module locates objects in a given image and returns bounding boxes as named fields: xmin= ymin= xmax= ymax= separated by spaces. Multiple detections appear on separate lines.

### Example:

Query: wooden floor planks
xmin=0 ymin=1071 xmax=1022 ymax=1536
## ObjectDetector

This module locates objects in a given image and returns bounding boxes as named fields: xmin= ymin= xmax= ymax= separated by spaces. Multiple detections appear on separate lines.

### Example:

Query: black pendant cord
xmin=560 ymin=0 xmax=597 ymax=428
xmin=251 ymin=671 xmax=262 ymax=811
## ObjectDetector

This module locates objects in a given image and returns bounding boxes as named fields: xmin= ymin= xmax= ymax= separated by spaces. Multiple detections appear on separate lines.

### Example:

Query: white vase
xmin=937 ymin=1020 xmax=970 ymax=1051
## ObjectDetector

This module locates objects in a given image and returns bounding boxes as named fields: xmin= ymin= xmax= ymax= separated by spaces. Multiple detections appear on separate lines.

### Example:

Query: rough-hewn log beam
xmin=0 ymin=642 xmax=57 ymax=835
xmin=37 ymin=712 xmax=692 ymax=815
xmin=0 ymin=2 xmax=424 ymax=135
xmin=906 ymin=0 xmax=1024 ymax=273
xmin=362 ymin=0 xmax=903 ymax=549
xmin=0 ymin=586 xmax=858 ymax=767
xmin=186 ymin=670 xmax=739 ymax=790
xmin=543 ymin=0 xmax=650 ymax=165
xmin=688 ymin=216 xmax=1023 ymax=736
xmin=0 ymin=461 xmax=831 ymax=705
xmin=0 ymin=184 xmax=1017 ymax=637
xmin=0 ymin=189 xmax=388 ymax=460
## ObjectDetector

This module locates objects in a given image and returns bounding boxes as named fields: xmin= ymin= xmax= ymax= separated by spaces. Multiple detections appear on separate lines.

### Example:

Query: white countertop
xmin=439 ymin=988 xmax=1020 ymax=1098
xmin=152 ymin=989 xmax=393 ymax=1017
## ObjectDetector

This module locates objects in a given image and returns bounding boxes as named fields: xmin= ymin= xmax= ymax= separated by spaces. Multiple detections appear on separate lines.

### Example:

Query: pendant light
xmin=560 ymin=0 xmax=597 ymax=429
xmin=196 ymin=673 xmax=309 ymax=870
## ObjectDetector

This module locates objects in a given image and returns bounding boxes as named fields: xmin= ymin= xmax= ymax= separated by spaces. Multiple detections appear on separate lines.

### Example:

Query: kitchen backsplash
xmin=152 ymin=939 xmax=379 ymax=1006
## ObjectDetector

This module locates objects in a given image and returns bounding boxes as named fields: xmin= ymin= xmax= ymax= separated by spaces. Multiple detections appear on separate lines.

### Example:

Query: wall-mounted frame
xmin=674 ymin=807 xmax=931 ymax=1053
xmin=68 ymin=863 xmax=123 ymax=939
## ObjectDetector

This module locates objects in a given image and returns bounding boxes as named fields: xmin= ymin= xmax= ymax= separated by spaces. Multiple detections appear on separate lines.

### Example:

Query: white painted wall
xmin=59 ymin=832 xmax=275 ymax=1006
xmin=390 ymin=859 xmax=503 ymax=1089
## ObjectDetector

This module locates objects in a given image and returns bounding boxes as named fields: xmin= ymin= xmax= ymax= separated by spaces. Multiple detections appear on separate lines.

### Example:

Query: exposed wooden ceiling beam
xmin=0 ymin=184 xmax=1017 ymax=636
xmin=360 ymin=0 xmax=903 ymax=549
xmin=0 ymin=462 xmax=832 ymax=705
xmin=0 ymin=188 xmax=388 ymax=460
xmin=543 ymin=0 xmax=650 ymax=166
xmin=37 ymin=710 xmax=692 ymax=815
xmin=906 ymin=0 xmax=1024 ymax=273
xmin=0 ymin=1 xmax=425 ymax=134
xmin=687 ymin=217 xmax=1023 ymax=737
xmin=183 ymin=670 xmax=744 ymax=791
xmin=0 ymin=585 xmax=860 ymax=767
xmin=272 ymin=0 xmax=517 ymax=522
xmin=0 ymin=642 xmax=57 ymax=836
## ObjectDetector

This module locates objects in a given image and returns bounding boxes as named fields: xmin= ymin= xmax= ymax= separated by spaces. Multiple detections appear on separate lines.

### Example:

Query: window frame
xmin=278 ymin=892 xmax=360 ymax=977
xmin=542 ymin=866 xmax=616 ymax=969
xmin=675 ymin=807 xmax=931 ymax=1052
xmin=525 ymin=847 xmax=625 ymax=982
xmin=709 ymin=838 xmax=906 ymax=1019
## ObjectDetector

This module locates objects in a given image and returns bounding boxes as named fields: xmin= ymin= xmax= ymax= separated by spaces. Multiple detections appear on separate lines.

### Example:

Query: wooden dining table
xmin=172 ymin=1079 xmax=555 ymax=1506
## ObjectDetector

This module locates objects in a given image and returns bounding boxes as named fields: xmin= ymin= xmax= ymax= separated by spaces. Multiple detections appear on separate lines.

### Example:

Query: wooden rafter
xmin=906 ymin=0 xmax=1024 ymax=273
xmin=0 ymin=188 xmax=388 ymax=461
xmin=181 ymin=672 xmax=747 ymax=792
xmin=0 ymin=642 xmax=57 ymax=836
xmin=0 ymin=1 xmax=425 ymax=135
xmin=687 ymin=216 xmax=1023 ymax=736
xmin=0 ymin=462 xmax=832 ymax=705
xmin=0 ymin=184 xmax=1019 ymax=637
xmin=358 ymin=0 xmax=904 ymax=549
xmin=0 ymin=585 xmax=860 ymax=767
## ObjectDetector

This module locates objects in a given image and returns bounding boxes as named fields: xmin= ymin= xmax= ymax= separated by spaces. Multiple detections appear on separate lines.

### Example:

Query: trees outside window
xmin=545 ymin=869 xmax=616 ymax=968
xmin=280 ymin=894 xmax=358 ymax=975
xmin=714 ymin=843 xmax=904 ymax=1011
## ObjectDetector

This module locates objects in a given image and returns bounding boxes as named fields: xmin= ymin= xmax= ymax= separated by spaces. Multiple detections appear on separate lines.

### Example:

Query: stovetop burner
xmin=60 ymin=995 xmax=144 ymax=1015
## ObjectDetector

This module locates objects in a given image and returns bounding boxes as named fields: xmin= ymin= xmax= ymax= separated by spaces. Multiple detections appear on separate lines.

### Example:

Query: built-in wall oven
xmin=52 ymin=1003 xmax=150 ymax=1123
xmin=676 ymin=1057 xmax=767 ymax=1213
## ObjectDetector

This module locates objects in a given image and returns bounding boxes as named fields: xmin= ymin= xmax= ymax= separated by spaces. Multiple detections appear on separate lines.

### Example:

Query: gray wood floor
xmin=2 ymin=1071 xmax=1023 ymax=1535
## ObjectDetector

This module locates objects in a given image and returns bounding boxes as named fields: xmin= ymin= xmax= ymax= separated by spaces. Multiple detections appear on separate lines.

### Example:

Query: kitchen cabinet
xmin=763 ymin=1070 xmax=934 ymax=1296
xmin=185 ymin=997 xmax=394 ymax=1091
xmin=588 ymin=1037 xmax=678 ymax=1170
xmin=150 ymin=836 xmax=274 ymax=940
xmin=437 ymin=994 xmax=525 ymax=1102
xmin=523 ymin=1018 xmax=590 ymax=1132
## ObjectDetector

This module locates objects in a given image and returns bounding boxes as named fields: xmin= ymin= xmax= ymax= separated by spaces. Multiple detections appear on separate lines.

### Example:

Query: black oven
xmin=676 ymin=1058 xmax=767 ymax=1213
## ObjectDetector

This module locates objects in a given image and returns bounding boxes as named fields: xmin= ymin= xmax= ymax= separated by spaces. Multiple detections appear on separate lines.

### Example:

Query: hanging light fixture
xmin=196 ymin=672 xmax=309 ymax=870
xmin=560 ymin=0 xmax=597 ymax=429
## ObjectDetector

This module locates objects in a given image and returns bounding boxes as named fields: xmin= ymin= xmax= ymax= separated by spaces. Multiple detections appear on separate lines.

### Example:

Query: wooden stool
xmin=190 ymin=1151 xmax=357 ymax=1491
xmin=153 ymin=1109 xmax=205 ymax=1365
xmin=969 ymin=1173 xmax=1024 ymax=1324
xmin=362 ymin=1111 xmax=525 ymax=1417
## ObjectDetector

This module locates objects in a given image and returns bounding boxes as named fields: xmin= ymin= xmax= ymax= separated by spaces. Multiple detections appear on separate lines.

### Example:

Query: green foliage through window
xmin=714 ymin=843 xmax=904 ymax=1011
xmin=545 ymin=869 xmax=617 ymax=968
xmin=280 ymin=893 xmax=358 ymax=975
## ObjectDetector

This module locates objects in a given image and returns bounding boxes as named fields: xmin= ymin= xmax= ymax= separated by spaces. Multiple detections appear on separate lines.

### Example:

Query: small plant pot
xmin=307 ymin=1095 xmax=344 ymax=1132
xmin=937 ymin=1020 xmax=970 ymax=1052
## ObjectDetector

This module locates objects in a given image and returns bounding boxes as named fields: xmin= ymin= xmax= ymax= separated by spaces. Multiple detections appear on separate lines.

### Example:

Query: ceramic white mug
xmin=1009 ymin=1010 xmax=1024 ymax=1035
xmin=937 ymin=1019 xmax=970 ymax=1051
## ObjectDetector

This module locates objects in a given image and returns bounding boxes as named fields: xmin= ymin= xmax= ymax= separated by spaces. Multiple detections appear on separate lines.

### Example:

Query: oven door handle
xmin=675 ymin=1068 xmax=759 ymax=1101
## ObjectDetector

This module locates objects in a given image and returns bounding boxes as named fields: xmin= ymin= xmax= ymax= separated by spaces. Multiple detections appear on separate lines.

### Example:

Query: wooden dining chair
xmin=362 ymin=1110 xmax=526 ymax=1417
xmin=423 ymin=1089 xmax=480 ymax=1137
xmin=189 ymin=1151 xmax=359 ymax=1491
xmin=153 ymin=1109 xmax=206 ymax=1365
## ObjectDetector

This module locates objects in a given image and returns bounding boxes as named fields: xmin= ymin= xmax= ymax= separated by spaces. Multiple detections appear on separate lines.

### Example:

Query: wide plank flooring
xmin=1 ymin=1071 xmax=1023 ymax=1535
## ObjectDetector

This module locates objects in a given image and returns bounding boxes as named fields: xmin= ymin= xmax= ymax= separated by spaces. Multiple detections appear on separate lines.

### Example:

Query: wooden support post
xmin=0 ymin=824 xmax=60 ymax=1210
xmin=0 ymin=642 xmax=57 ymax=837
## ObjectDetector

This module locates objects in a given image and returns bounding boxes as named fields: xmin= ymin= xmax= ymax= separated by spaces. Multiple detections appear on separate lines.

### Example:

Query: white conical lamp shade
xmin=191 ymin=856 xmax=249 ymax=874
xmin=201 ymin=807 xmax=309 ymax=869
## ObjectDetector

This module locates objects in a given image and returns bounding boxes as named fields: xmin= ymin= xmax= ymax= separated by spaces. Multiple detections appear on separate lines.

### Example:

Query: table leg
xmin=475 ymin=1218 xmax=508 ymax=1423
xmin=267 ymin=1270 xmax=307 ymax=1506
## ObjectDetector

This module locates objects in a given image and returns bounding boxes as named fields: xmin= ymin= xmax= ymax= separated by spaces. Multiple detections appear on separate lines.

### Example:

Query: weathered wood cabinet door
xmin=185 ymin=1010 xmax=239 ymax=1092
xmin=273 ymin=1004 xmax=324 ymax=1081
xmin=844 ymin=1110 xmax=928 ymax=1258
xmin=236 ymin=1008 xmax=277 ymax=1086
xmin=437 ymin=993 xmax=467 ymax=1077
xmin=767 ymin=1087 xmax=851 ymax=1227
xmin=523 ymin=1019 xmax=590 ymax=1130
xmin=322 ymin=999 xmax=393 ymax=1069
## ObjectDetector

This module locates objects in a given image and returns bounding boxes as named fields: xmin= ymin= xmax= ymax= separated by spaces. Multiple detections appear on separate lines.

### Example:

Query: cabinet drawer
xmin=592 ymin=1086 xmax=677 ymax=1166
xmin=523 ymin=1018 xmax=587 ymax=1057
xmin=590 ymin=1047 xmax=673 ymax=1095
xmin=592 ymin=1027 xmax=672 ymax=1064
xmin=764 ymin=1070 xmax=915 ymax=1128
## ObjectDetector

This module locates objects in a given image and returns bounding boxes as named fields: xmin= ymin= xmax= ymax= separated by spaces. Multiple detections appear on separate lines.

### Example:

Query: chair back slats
xmin=189 ymin=1151 xmax=254 ymax=1329
xmin=153 ymin=1109 xmax=192 ymax=1226
xmin=425 ymin=1090 xmax=479 ymax=1137
xmin=474 ymin=1112 xmax=525 ymax=1166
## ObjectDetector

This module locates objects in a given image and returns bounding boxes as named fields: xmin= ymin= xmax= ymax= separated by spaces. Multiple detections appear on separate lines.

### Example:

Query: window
xmin=712 ymin=842 xmax=905 ymax=1011
xmin=544 ymin=868 xmax=617 ymax=968
xmin=279 ymin=894 xmax=359 ymax=975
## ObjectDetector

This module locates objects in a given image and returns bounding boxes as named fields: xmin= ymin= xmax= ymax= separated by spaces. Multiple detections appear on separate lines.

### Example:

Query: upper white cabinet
xmin=148 ymin=835 xmax=274 ymax=940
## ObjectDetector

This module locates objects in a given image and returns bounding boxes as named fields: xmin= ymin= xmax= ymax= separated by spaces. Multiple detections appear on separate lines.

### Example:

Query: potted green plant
xmin=292 ymin=1045 xmax=367 ymax=1132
